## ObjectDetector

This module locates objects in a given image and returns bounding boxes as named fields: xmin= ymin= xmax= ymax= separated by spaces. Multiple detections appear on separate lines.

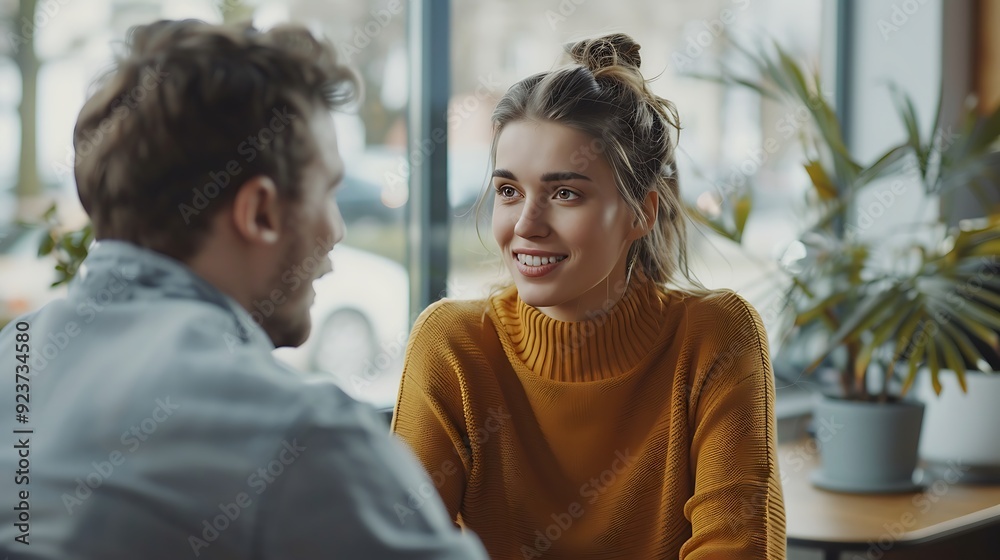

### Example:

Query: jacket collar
xmin=70 ymin=240 xmax=272 ymax=348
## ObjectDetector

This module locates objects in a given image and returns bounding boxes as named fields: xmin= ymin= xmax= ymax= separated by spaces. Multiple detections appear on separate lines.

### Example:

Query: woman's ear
xmin=629 ymin=191 xmax=659 ymax=239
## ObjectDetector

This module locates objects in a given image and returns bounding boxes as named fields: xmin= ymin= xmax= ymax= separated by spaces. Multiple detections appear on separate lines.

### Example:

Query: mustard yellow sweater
xmin=391 ymin=278 xmax=786 ymax=559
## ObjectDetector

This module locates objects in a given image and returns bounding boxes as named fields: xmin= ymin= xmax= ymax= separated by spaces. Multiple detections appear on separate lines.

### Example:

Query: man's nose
xmin=316 ymin=257 xmax=333 ymax=279
xmin=331 ymin=203 xmax=347 ymax=246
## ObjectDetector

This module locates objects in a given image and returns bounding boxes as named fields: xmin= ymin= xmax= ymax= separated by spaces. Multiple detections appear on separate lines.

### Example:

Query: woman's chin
xmin=513 ymin=283 xmax=562 ymax=309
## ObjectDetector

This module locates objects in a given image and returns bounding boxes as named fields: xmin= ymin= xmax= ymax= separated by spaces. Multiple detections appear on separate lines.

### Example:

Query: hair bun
xmin=567 ymin=33 xmax=642 ymax=71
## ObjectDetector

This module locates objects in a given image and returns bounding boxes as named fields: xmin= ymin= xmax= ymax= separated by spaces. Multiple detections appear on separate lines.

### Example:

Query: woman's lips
xmin=512 ymin=252 xmax=568 ymax=278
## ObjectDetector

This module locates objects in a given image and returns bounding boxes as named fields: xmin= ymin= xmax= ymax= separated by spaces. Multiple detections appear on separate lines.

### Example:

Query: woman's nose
xmin=513 ymin=197 xmax=550 ymax=238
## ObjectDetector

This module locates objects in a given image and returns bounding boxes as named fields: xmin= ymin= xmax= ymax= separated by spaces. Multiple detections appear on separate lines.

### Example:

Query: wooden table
xmin=779 ymin=439 xmax=1000 ymax=559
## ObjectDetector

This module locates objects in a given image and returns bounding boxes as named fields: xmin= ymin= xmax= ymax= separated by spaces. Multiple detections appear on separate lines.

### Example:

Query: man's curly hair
xmin=74 ymin=19 xmax=359 ymax=261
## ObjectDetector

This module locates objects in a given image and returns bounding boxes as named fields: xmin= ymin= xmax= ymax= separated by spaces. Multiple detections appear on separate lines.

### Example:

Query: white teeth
xmin=516 ymin=253 xmax=566 ymax=266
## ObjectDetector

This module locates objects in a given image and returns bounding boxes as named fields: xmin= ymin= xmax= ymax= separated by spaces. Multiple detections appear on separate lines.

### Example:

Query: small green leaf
xmin=795 ymin=291 xmax=847 ymax=327
xmin=733 ymin=193 xmax=753 ymax=240
xmin=926 ymin=337 xmax=941 ymax=394
xmin=805 ymin=160 xmax=838 ymax=201
xmin=687 ymin=204 xmax=742 ymax=244
xmin=889 ymin=303 xmax=925 ymax=363
xmin=900 ymin=332 xmax=928 ymax=396
xmin=937 ymin=332 xmax=968 ymax=393
xmin=42 ymin=203 xmax=58 ymax=221
xmin=38 ymin=231 xmax=55 ymax=257
xmin=945 ymin=304 xmax=1000 ymax=350
xmin=857 ymin=144 xmax=911 ymax=186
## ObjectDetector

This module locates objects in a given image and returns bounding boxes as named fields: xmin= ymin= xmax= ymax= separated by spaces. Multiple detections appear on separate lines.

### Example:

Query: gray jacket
xmin=0 ymin=240 xmax=485 ymax=560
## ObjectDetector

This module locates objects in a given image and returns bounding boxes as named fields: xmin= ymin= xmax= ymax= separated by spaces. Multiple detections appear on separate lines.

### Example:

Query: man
xmin=0 ymin=20 xmax=486 ymax=559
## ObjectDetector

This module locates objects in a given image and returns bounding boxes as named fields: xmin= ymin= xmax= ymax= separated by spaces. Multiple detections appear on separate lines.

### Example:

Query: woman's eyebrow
xmin=491 ymin=169 xmax=593 ymax=182
xmin=540 ymin=171 xmax=592 ymax=182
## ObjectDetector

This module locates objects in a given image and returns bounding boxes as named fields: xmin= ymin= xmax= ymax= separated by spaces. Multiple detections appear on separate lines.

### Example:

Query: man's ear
xmin=231 ymin=175 xmax=282 ymax=245
xmin=629 ymin=190 xmax=659 ymax=240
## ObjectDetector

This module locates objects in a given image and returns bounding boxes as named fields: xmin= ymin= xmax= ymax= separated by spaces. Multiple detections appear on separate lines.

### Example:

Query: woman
xmin=392 ymin=33 xmax=785 ymax=559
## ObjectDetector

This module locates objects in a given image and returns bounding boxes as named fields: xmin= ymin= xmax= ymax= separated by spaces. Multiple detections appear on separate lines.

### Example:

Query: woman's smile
xmin=512 ymin=250 xmax=569 ymax=277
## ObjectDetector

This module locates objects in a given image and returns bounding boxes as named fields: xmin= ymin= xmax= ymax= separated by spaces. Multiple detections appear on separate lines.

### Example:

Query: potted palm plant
xmin=687 ymin=41 xmax=1000 ymax=493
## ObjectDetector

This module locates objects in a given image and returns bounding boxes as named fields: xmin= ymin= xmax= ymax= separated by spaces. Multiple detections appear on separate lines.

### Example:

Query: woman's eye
xmin=555 ymin=189 xmax=579 ymax=200
xmin=496 ymin=185 xmax=518 ymax=198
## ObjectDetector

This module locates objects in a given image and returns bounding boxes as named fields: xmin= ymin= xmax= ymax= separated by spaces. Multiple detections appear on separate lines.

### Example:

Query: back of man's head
xmin=73 ymin=19 xmax=359 ymax=262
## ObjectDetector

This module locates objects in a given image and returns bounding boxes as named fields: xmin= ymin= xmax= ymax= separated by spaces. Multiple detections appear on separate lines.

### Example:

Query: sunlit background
xmin=0 ymin=0 xmax=953 ymax=412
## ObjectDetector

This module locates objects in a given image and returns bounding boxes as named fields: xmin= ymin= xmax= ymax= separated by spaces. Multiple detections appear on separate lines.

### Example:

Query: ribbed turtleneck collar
xmin=489 ymin=276 xmax=669 ymax=381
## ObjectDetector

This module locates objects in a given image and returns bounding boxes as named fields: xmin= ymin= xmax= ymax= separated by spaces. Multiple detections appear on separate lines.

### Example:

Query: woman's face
xmin=492 ymin=120 xmax=645 ymax=322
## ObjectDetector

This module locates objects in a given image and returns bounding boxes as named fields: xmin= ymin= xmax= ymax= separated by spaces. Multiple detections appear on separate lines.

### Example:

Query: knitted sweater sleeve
xmin=680 ymin=293 xmax=787 ymax=559
xmin=390 ymin=301 xmax=471 ymax=525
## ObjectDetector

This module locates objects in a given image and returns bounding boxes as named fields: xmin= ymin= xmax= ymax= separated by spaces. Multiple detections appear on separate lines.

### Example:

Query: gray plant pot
xmin=811 ymin=395 xmax=925 ymax=493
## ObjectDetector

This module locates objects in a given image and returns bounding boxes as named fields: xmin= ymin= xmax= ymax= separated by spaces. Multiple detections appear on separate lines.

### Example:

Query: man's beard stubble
xmin=260 ymin=228 xmax=315 ymax=348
